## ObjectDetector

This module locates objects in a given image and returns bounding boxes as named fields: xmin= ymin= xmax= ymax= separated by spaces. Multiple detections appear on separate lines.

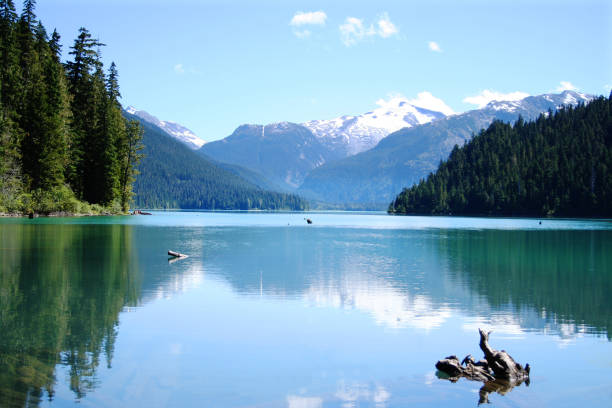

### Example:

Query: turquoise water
xmin=1 ymin=212 xmax=611 ymax=407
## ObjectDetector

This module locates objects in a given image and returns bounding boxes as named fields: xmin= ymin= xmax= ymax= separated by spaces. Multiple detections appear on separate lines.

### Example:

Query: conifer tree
xmin=0 ymin=1 xmax=144 ymax=213
xmin=38 ymin=23 xmax=70 ymax=189
xmin=0 ymin=0 xmax=20 ymax=118
xmin=118 ymin=119 xmax=144 ymax=211
xmin=65 ymin=27 xmax=104 ymax=199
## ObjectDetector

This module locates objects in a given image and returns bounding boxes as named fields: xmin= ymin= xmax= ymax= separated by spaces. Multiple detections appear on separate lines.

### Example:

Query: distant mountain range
xmin=125 ymin=106 xmax=205 ymax=150
xmin=298 ymin=91 xmax=593 ymax=206
xmin=129 ymin=90 xmax=593 ymax=209
xmin=199 ymin=97 xmax=449 ymax=191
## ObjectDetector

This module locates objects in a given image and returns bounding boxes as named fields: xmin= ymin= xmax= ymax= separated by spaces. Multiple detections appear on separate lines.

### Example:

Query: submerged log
xmin=168 ymin=250 xmax=187 ymax=258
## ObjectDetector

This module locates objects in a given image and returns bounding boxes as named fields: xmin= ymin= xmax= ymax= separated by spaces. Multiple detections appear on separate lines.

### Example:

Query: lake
xmin=0 ymin=212 xmax=611 ymax=407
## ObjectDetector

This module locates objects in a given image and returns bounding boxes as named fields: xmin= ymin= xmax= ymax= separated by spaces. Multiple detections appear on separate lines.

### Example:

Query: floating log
xmin=435 ymin=329 xmax=530 ymax=404
xmin=305 ymin=218 xmax=312 ymax=224
xmin=132 ymin=210 xmax=152 ymax=215
xmin=168 ymin=250 xmax=187 ymax=258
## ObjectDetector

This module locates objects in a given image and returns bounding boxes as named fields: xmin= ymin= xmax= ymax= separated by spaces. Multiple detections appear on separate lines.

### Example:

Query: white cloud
xmin=339 ymin=17 xmax=368 ymax=46
xmin=408 ymin=91 xmax=455 ymax=115
xmin=377 ymin=12 xmax=398 ymax=38
xmin=463 ymin=89 xmax=529 ymax=108
xmin=173 ymin=64 xmax=185 ymax=74
xmin=556 ymin=81 xmax=578 ymax=92
xmin=428 ymin=41 xmax=441 ymax=52
xmin=294 ymin=29 xmax=311 ymax=39
xmin=287 ymin=395 xmax=323 ymax=408
xmin=290 ymin=11 xmax=327 ymax=26
xmin=339 ymin=13 xmax=398 ymax=46
xmin=173 ymin=63 xmax=200 ymax=75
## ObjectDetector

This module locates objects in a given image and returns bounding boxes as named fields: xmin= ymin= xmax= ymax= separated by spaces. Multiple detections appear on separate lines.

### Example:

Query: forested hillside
xmin=0 ymin=0 xmax=142 ymax=214
xmin=389 ymin=94 xmax=612 ymax=217
xmin=130 ymin=116 xmax=308 ymax=210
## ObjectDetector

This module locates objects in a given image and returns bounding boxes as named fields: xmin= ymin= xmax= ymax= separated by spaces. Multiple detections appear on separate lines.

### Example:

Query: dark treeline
xmin=0 ymin=0 xmax=143 ymax=214
xmin=389 ymin=94 xmax=612 ymax=217
xmin=131 ymin=117 xmax=309 ymax=211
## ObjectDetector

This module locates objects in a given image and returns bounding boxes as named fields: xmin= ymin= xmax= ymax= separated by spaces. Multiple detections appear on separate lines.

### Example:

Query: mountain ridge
xmin=200 ymin=122 xmax=341 ymax=190
xmin=303 ymin=96 xmax=448 ymax=157
xmin=298 ymin=90 xmax=594 ymax=207
xmin=126 ymin=106 xmax=205 ymax=150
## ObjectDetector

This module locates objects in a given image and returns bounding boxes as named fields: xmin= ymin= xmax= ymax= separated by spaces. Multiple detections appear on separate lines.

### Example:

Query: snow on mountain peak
xmin=484 ymin=90 xmax=593 ymax=114
xmin=125 ymin=106 xmax=137 ymax=115
xmin=125 ymin=106 xmax=205 ymax=150
xmin=303 ymin=94 xmax=448 ymax=156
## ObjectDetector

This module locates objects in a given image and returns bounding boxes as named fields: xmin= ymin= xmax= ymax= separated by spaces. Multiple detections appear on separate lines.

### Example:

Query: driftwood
xmin=479 ymin=328 xmax=530 ymax=381
xmin=436 ymin=355 xmax=494 ymax=382
xmin=168 ymin=250 xmax=188 ymax=264
xmin=132 ymin=210 xmax=152 ymax=215
xmin=436 ymin=329 xmax=530 ymax=404
xmin=305 ymin=218 xmax=312 ymax=224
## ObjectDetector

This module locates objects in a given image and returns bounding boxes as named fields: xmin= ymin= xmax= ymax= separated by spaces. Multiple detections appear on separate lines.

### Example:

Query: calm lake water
xmin=1 ymin=212 xmax=611 ymax=407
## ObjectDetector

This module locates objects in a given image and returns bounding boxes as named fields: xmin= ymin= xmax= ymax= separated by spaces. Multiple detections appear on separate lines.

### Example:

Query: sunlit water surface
xmin=1 ymin=212 xmax=611 ymax=407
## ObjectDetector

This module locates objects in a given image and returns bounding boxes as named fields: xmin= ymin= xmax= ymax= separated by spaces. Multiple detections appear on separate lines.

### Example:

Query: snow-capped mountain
xmin=303 ymin=96 xmax=447 ymax=156
xmin=482 ymin=90 xmax=592 ymax=116
xmin=200 ymin=122 xmax=340 ymax=190
xmin=298 ymin=90 xmax=595 ymax=206
xmin=125 ymin=106 xmax=205 ymax=150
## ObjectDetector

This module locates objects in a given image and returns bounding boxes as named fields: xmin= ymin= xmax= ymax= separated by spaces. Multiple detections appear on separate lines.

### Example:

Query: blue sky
xmin=37 ymin=0 xmax=611 ymax=142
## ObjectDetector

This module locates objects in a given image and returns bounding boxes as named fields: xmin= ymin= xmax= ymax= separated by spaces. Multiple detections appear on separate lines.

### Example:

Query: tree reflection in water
xmin=0 ymin=224 xmax=140 ymax=407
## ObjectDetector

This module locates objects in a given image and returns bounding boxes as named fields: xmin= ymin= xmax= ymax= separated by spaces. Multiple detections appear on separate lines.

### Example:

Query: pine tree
xmin=65 ymin=27 xmax=104 ymax=199
xmin=37 ymin=23 xmax=70 ymax=189
xmin=0 ymin=2 xmax=144 ymax=213
xmin=16 ymin=2 xmax=44 ymax=189
xmin=0 ymin=0 xmax=20 ymax=118
xmin=118 ymin=119 xmax=144 ymax=211
xmin=0 ymin=0 xmax=22 ymax=211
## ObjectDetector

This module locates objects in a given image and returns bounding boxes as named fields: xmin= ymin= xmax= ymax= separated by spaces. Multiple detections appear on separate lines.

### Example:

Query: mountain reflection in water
xmin=202 ymin=227 xmax=611 ymax=339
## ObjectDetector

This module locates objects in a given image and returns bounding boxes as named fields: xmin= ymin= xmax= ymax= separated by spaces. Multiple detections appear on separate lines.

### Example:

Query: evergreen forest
xmin=0 ymin=0 xmax=143 ymax=214
xmin=389 ymin=94 xmax=612 ymax=217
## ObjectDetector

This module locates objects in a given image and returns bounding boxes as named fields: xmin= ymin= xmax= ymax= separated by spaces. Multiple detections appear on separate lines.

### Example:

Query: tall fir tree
xmin=0 ymin=2 xmax=144 ymax=213
xmin=0 ymin=0 xmax=21 ymax=119
xmin=118 ymin=119 xmax=144 ymax=211
xmin=65 ymin=27 xmax=104 ymax=200
xmin=37 ymin=23 xmax=70 ymax=189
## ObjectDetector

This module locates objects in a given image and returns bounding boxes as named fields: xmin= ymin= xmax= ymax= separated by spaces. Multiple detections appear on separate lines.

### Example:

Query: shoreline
xmin=0 ymin=211 xmax=125 ymax=218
